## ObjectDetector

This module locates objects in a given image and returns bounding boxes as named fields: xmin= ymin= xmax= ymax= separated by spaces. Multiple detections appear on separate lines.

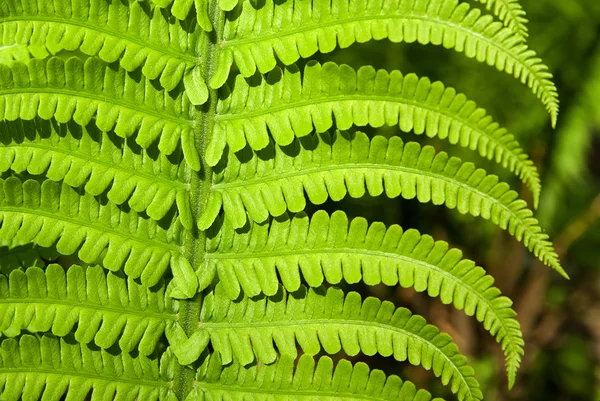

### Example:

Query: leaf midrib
xmin=2 ymin=142 xmax=187 ymax=191
xmin=171 ymin=0 xmax=226 ymax=398
xmin=0 ymin=368 xmax=169 ymax=388
xmin=0 ymin=208 xmax=180 ymax=252
xmin=211 ymin=159 xmax=547 ymax=251
xmin=209 ymin=248 xmax=503 ymax=325
xmin=196 ymin=381 xmax=415 ymax=401
xmin=215 ymin=94 xmax=529 ymax=174
xmin=214 ymin=162 xmax=504 ymax=210
xmin=222 ymin=12 xmax=546 ymax=98
xmin=207 ymin=246 xmax=518 ymax=359
xmin=0 ymin=298 xmax=175 ymax=321
xmin=201 ymin=317 xmax=472 ymax=399
xmin=0 ymin=88 xmax=193 ymax=127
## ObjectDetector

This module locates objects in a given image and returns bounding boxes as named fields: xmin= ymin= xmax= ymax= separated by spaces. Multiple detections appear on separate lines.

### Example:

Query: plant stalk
xmin=174 ymin=1 xmax=224 ymax=399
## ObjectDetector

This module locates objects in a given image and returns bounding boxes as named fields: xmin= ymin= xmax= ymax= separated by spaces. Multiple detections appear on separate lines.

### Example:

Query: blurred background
xmin=314 ymin=0 xmax=600 ymax=399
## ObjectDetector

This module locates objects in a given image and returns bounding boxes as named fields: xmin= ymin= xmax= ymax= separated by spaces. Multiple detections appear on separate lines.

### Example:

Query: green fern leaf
xmin=0 ymin=177 xmax=197 ymax=295
xmin=0 ymin=334 xmax=176 ymax=401
xmin=200 ymin=131 xmax=565 ymax=277
xmin=0 ymin=264 xmax=175 ymax=355
xmin=169 ymin=284 xmax=482 ymax=401
xmin=203 ymin=209 xmax=524 ymax=385
xmin=190 ymin=353 xmax=446 ymax=401
xmin=0 ymin=0 xmax=565 ymax=397
xmin=0 ymin=56 xmax=201 ymax=171
xmin=475 ymin=0 xmax=528 ymax=38
xmin=0 ymin=119 xmax=193 ymax=228
xmin=0 ymin=0 xmax=209 ymax=103
xmin=210 ymin=62 xmax=541 ymax=204
xmin=215 ymin=0 xmax=559 ymax=125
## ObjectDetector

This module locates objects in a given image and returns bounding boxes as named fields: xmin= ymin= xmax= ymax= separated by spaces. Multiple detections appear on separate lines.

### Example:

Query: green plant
xmin=0 ymin=0 xmax=567 ymax=400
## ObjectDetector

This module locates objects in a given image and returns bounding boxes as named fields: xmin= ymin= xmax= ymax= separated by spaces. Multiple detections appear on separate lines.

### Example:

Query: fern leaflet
xmin=168 ymin=284 xmax=482 ymax=401
xmin=0 ymin=177 xmax=198 ymax=296
xmin=0 ymin=0 xmax=209 ymax=103
xmin=190 ymin=353 xmax=446 ymax=401
xmin=474 ymin=0 xmax=528 ymax=38
xmin=0 ymin=334 xmax=174 ymax=401
xmin=0 ymin=264 xmax=175 ymax=355
xmin=0 ymin=119 xmax=193 ymax=228
xmin=0 ymin=56 xmax=200 ymax=171
xmin=216 ymin=0 xmax=559 ymax=125
xmin=210 ymin=62 xmax=541 ymax=203
xmin=203 ymin=210 xmax=524 ymax=385
xmin=200 ymin=131 xmax=565 ymax=277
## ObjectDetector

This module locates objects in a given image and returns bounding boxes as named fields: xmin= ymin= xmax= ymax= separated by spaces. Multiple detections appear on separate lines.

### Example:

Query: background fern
xmin=1 ymin=0 xmax=593 ymax=400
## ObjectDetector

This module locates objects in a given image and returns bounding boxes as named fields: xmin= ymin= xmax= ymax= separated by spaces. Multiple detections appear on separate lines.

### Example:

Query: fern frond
xmin=0 ymin=264 xmax=175 ymax=355
xmin=189 ymin=353 xmax=446 ymax=401
xmin=0 ymin=119 xmax=193 ymax=228
xmin=0 ymin=0 xmax=209 ymax=103
xmin=0 ymin=56 xmax=200 ymax=171
xmin=169 ymin=284 xmax=482 ymax=401
xmin=0 ymin=177 xmax=198 ymax=296
xmin=210 ymin=62 xmax=541 ymax=203
xmin=200 ymin=131 xmax=564 ymax=277
xmin=475 ymin=0 xmax=528 ymax=38
xmin=0 ymin=244 xmax=56 ymax=274
xmin=216 ymin=0 xmax=559 ymax=125
xmin=203 ymin=209 xmax=523 ymax=385
xmin=0 ymin=334 xmax=174 ymax=401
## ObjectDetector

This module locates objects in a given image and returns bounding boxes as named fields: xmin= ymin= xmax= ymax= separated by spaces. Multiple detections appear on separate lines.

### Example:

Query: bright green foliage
xmin=0 ymin=334 xmax=174 ymax=401
xmin=203 ymin=210 xmax=523 ymax=384
xmin=216 ymin=0 xmax=558 ymax=125
xmin=0 ymin=0 xmax=565 ymax=399
xmin=475 ymin=0 xmax=528 ymax=38
xmin=0 ymin=264 xmax=175 ymax=355
xmin=0 ymin=0 xmax=208 ymax=103
xmin=169 ymin=284 xmax=482 ymax=400
xmin=0 ymin=56 xmax=200 ymax=170
xmin=0 ymin=177 xmax=197 ymax=295
xmin=211 ymin=62 xmax=541 ymax=203
xmin=0 ymin=119 xmax=193 ymax=228
xmin=191 ymin=353 xmax=446 ymax=401
xmin=202 ymin=132 xmax=564 ymax=277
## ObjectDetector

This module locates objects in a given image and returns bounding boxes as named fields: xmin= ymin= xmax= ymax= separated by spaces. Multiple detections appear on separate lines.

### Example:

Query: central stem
xmin=173 ymin=1 xmax=225 ymax=399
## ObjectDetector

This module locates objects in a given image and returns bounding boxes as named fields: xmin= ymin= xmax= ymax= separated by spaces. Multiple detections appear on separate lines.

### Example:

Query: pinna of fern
xmin=0 ymin=0 xmax=567 ymax=400
xmin=0 ymin=333 xmax=448 ymax=401
xmin=0 ymin=264 xmax=476 ymax=400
